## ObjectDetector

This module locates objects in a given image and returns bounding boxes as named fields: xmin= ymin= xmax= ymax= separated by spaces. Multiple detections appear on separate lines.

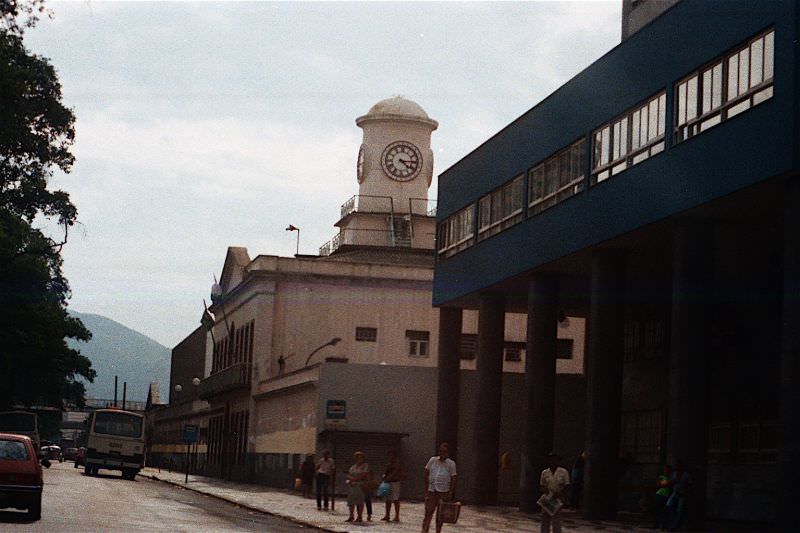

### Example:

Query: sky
xmin=24 ymin=0 xmax=622 ymax=348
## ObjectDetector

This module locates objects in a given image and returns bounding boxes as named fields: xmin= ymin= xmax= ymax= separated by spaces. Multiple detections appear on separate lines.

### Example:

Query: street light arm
xmin=304 ymin=337 xmax=342 ymax=367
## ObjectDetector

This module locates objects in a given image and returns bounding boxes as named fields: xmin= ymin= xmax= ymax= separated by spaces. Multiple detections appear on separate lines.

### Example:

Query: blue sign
xmin=183 ymin=424 xmax=199 ymax=444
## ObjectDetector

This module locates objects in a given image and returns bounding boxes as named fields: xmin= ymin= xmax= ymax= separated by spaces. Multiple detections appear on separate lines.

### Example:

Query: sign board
xmin=325 ymin=400 xmax=347 ymax=428
xmin=183 ymin=424 xmax=199 ymax=444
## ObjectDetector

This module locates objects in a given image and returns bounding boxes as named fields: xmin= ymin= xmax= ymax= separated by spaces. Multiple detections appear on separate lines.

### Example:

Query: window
xmin=439 ymin=205 xmax=475 ymax=259
xmin=675 ymin=28 xmax=774 ymax=142
xmin=620 ymin=410 xmax=664 ymax=463
xmin=737 ymin=419 xmax=777 ymax=464
xmin=0 ymin=440 xmax=29 ymax=461
xmin=592 ymin=92 xmax=666 ymax=184
xmin=478 ymin=175 xmax=524 ymax=240
xmin=623 ymin=319 xmax=668 ymax=362
xmin=556 ymin=339 xmax=574 ymax=360
xmin=406 ymin=330 xmax=430 ymax=357
xmin=459 ymin=334 xmax=477 ymax=360
xmin=438 ymin=205 xmax=475 ymax=259
xmin=355 ymin=327 xmax=377 ymax=342
xmin=503 ymin=341 xmax=525 ymax=362
xmin=528 ymin=139 xmax=585 ymax=216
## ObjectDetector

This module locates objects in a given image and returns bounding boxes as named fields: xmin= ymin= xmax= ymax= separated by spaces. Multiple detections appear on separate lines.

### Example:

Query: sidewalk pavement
xmin=139 ymin=467 xmax=663 ymax=532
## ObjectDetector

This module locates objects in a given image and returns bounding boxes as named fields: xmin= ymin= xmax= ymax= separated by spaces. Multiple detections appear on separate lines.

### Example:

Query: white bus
xmin=0 ymin=410 xmax=40 ymax=453
xmin=85 ymin=409 xmax=144 ymax=480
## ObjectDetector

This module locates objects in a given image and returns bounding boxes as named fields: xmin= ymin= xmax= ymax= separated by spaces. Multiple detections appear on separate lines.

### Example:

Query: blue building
xmin=432 ymin=0 xmax=799 ymax=529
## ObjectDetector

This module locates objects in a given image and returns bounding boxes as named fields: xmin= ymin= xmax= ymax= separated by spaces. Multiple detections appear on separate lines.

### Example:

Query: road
xmin=0 ymin=461 xmax=317 ymax=532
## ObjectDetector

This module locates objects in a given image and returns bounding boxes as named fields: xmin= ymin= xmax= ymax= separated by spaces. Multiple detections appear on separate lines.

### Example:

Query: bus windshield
xmin=0 ymin=411 xmax=37 ymax=433
xmin=93 ymin=412 xmax=143 ymax=438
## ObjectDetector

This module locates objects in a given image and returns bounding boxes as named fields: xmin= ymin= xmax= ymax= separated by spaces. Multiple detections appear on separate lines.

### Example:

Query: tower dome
xmin=356 ymin=96 xmax=438 ymax=129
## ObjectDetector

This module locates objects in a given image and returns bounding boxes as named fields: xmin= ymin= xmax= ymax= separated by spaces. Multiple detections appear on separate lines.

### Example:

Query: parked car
xmin=63 ymin=447 xmax=78 ymax=461
xmin=40 ymin=445 xmax=62 ymax=462
xmin=0 ymin=433 xmax=50 ymax=520
xmin=74 ymin=447 xmax=86 ymax=468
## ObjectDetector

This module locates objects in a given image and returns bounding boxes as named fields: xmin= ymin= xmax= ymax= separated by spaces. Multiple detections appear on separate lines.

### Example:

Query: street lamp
xmin=286 ymin=224 xmax=300 ymax=255
xmin=304 ymin=337 xmax=342 ymax=367
xmin=173 ymin=378 xmax=201 ymax=484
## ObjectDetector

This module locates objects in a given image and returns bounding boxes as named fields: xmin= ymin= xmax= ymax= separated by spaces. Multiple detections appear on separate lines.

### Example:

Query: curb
xmin=140 ymin=472 xmax=343 ymax=533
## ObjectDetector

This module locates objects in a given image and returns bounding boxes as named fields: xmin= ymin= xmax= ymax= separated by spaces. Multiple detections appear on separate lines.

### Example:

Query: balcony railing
xmin=198 ymin=362 xmax=251 ymax=399
xmin=339 ymin=196 xmax=437 ymax=220
xmin=319 ymin=228 xmax=398 ymax=256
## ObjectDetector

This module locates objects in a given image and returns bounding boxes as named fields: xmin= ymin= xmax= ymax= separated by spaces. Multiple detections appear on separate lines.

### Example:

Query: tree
xmin=0 ymin=0 xmax=95 ymax=410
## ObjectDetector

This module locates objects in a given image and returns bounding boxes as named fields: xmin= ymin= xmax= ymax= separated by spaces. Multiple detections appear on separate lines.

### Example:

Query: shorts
xmin=388 ymin=481 xmax=401 ymax=501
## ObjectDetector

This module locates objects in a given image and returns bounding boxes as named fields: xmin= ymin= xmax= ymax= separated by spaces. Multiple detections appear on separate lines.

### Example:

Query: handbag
xmin=376 ymin=480 xmax=391 ymax=498
xmin=437 ymin=501 xmax=461 ymax=524
xmin=294 ymin=477 xmax=302 ymax=490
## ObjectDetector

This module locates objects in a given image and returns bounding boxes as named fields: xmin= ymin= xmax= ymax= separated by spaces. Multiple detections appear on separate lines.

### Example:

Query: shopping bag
xmin=536 ymin=494 xmax=563 ymax=516
xmin=377 ymin=481 xmax=391 ymax=498
xmin=437 ymin=501 xmax=461 ymax=524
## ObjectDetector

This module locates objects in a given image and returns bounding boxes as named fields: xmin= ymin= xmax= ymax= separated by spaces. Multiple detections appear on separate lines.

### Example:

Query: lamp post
xmin=304 ymin=337 xmax=342 ymax=367
xmin=174 ymin=378 xmax=201 ymax=483
xmin=286 ymin=225 xmax=300 ymax=255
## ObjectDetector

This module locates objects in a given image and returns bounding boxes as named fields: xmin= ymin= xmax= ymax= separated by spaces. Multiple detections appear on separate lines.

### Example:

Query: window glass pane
xmin=612 ymin=122 xmax=621 ymax=160
xmin=712 ymin=63 xmax=723 ymax=109
xmin=739 ymin=48 xmax=750 ymax=93
xmin=631 ymin=110 xmax=640 ymax=149
xmin=677 ymin=82 xmax=687 ymax=125
xmin=750 ymin=38 xmax=763 ymax=85
xmin=648 ymin=97 xmax=659 ymax=139
xmin=764 ymin=30 xmax=774 ymax=80
xmin=686 ymin=76 xmax=698 ymax=121
xmin=658 ymin=94 xmax=666 ymax=136
xmin=601 ymin=127 xmax=610 ymax=165
xmin=479 ymin=196 xmax=491 ymax=229
xmin=619 ymin=118 xmax=628 ymax=157
xmin=702 ymin=70 xmax=712 ymax=114
xmin=593 ymin=131 xmax=603 ymax=168
xmin=728 ymin=55 xmax=739 ymax=100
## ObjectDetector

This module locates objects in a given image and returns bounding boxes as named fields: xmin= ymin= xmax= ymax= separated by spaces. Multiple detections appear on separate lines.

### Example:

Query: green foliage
xmin=0 ymin=0 xmax=94 ymax=410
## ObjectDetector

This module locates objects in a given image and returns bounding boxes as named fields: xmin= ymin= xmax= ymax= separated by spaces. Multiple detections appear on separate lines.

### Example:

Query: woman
xmin=345 ymin=451 xmax=370 ymax=523
xmin=381 ymin=450 xmax=404 ymax=522
xmin=300 ymin=454 xmax=316 ymax=498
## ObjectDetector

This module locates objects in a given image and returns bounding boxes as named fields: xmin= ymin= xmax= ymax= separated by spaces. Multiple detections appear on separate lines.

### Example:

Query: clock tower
xmin=321 ymin=96 xmax=439 ymax=255
xmin=354 ymin=96 xmax=438 ymax=216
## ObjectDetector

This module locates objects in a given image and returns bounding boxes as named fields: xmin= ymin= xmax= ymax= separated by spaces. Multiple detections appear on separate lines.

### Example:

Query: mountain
xmin=68 ymin=312 xmax=171 ymax=403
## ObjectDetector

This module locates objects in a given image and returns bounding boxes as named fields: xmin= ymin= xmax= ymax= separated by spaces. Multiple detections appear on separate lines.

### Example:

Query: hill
xmin=67 ymin=312 xmax=171 ymax=403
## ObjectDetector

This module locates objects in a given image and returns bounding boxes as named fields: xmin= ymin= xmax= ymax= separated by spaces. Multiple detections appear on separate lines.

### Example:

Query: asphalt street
xmin=0 ymin=461 xmax=318 ymax=532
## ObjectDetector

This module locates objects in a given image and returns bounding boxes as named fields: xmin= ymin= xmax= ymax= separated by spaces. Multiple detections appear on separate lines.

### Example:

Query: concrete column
xmin=474 ymin=292 xmax=505 ymax=506
xmin=583 ymin=250 xmax=626 ymax=519
xmin=436 ymin=307 xmax=463 ymax=460
xmin=778 ymin=179 xmax=800 ymax=532
xmin=520 ymin=274 xmax=559 ymax=512
xmin=667 ymin=220 xmax=713 ymax=527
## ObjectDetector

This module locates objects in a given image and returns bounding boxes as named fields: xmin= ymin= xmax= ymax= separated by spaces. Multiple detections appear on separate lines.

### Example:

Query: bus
xmin=85 ymin=409 xmax=145 ymax=480
xmin=0 ymin=410 xmax=40 ymax=452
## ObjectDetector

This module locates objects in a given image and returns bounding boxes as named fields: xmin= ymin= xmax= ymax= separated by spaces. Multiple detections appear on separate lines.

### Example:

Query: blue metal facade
xmin=434 ymin=0 xmax=799 ymax=306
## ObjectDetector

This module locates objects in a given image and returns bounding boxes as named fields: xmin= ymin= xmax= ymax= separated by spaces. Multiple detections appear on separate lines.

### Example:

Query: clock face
xmin=381 ymin=141 xmax=423 ymax=181
xmin=357 ymin=145 xmax=366 ymax=183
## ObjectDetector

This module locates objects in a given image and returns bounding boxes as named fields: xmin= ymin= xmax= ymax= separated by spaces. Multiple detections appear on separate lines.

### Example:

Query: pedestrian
xmin=363 ymin=467 xmax=375 ymax=521
xmin=569 ymin=451 xmax=586 ymax=509
xmin=539 ymin=452 xmax=570 ymax=533
xmin=345 ymin=451 xmax=370 ymax=523
xmin=665 ymin=462 xmax=692 ymax=531
xmin=652 ymin=464 xmax=672 ymax=530
xmin=300 ymin=454 xmax=315 ymax=498
xmin=381 ymin=449 xmax=404 ymax=522
xmin=316 ymin=450 xmax=335 ymax=511
xmin=422 ymin=442 xmax=457 ymax=533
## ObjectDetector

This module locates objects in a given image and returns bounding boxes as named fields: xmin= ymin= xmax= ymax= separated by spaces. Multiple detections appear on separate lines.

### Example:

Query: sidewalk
xmin=139 ymin=467 xmax=663 ymax=532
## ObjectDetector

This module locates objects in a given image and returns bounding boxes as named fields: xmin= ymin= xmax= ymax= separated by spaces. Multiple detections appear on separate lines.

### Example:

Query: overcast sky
xmin=25 ymin=1 xmax=621 ymax=348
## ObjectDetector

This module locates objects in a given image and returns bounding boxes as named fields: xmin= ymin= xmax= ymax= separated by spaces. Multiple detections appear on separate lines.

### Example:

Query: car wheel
xmin=28 ymin=494 xmax=42 ymax=520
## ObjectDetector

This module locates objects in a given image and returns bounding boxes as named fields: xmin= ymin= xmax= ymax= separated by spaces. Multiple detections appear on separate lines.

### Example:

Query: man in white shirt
xmin=422 ymin=443 xmax=457 ymax=533
xmin=539 ymin=452 xmax=570 ymax=533
xmin=316 ymin=450 xmax=336 ymax=511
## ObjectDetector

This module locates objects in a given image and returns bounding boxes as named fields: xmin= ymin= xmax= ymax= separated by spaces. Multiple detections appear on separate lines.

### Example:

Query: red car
xmin=0 ymin=433 xmax=49 ymax=520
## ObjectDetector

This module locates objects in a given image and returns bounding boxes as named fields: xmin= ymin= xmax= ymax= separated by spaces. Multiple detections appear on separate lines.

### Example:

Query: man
xmin=316 ymin=450 xmax=335 ymax=511
xmin=666 ymin=461 xmax=692 ymax=532
xmin=422 ymin=442 xmax=457 ymax=533
xmin=539 ymin=452 xmax=570 ymax=533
